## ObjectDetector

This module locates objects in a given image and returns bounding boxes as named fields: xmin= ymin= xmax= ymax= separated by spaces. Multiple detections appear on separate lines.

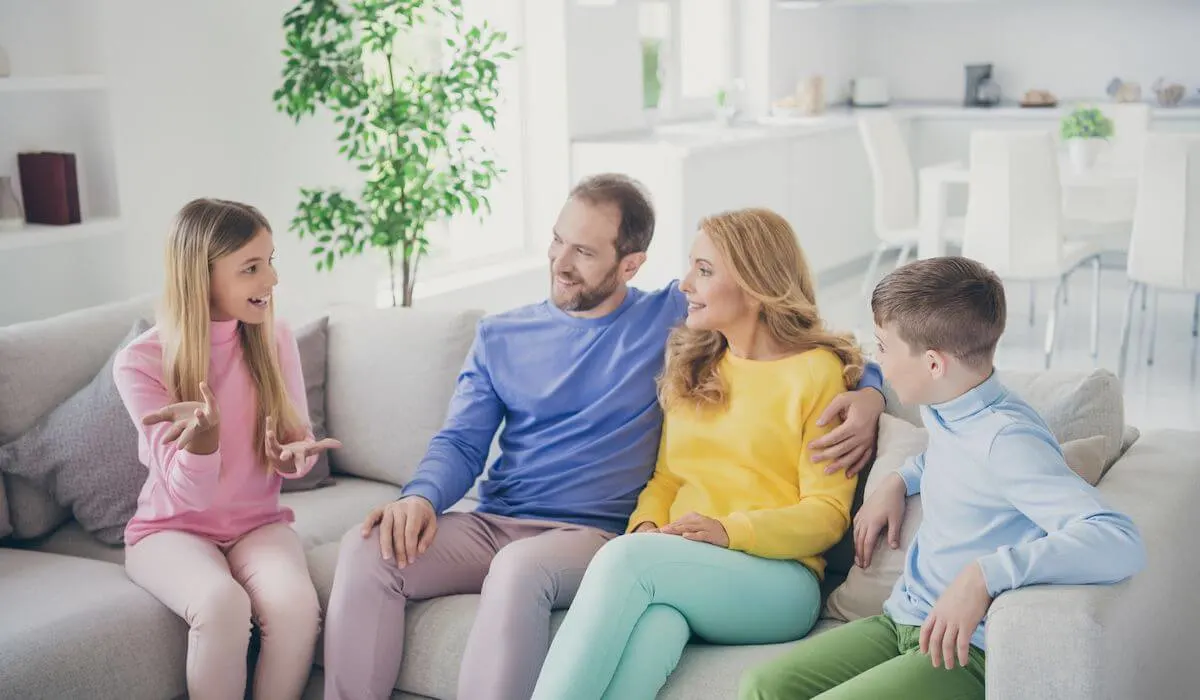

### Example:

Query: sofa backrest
xmin=0 ymin=295 xmax=157 ymax=539
xmin=324 ymin=305 xmax=484 ymax=488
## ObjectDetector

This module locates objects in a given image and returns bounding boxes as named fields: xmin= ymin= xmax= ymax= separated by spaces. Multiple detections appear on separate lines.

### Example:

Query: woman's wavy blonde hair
xmin=658 ymin=208 xmax=865 ymax=408
xmin=159 ymin=198 xmax=305 ymax=467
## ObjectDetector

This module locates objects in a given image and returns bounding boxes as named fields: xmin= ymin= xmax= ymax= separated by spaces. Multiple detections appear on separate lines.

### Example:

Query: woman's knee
xmin=587 ymin=533 xmax=664 ymax=580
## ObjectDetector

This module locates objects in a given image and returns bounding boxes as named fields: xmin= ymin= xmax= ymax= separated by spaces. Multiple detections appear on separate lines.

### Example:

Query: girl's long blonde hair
xmin=160 ymin=198 xmax=305 ymax=467
xmin=658 ymin=208 xmax=865 ymax=408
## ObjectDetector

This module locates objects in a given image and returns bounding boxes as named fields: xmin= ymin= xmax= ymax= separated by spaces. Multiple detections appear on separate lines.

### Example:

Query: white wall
xmin=99 ymin=0 xmax=386 ymax=325
xmin=564 ymin=1 xmax=646 ymax=139
xmin=767 ymin=6 xmax=862 ymax=110
xmin=854 ymin=0 xmax=1200 ymax=104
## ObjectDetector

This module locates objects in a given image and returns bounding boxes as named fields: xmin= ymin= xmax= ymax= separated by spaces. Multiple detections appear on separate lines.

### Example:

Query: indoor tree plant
xmin=1060 ymin=106 xmax=1114 ymax=173
xmin=274 ymin=0 xmax=516 ymax=307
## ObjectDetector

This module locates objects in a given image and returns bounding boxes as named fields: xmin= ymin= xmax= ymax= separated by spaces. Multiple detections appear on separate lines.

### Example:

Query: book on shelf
xmin=18 ymin=151 xmax=81 ymax=226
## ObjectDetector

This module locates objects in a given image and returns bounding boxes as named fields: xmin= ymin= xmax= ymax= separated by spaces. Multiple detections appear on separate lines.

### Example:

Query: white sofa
xmin=1 ymin=296 xmax=1198 ymax=700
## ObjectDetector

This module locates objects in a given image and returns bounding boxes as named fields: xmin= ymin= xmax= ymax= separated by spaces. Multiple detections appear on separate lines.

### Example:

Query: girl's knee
xmin=191 ymin=579 xmax=252 ymax=634
xmin=257 ymin=580 xmax=321 ymax=637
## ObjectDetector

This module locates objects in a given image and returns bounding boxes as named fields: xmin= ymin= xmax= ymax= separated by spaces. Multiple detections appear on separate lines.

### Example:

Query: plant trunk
xmin=384 ymin=246 xmax=398 ymax=307
xmin=401 ymin=252 xmax=413 ymax=307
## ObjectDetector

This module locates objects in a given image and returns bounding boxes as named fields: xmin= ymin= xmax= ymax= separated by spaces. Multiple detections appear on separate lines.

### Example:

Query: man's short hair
xmin=871 ymin=257 xmax=1007 ymax=368
xmin=570 ymin=173 xmax=655 ymax=257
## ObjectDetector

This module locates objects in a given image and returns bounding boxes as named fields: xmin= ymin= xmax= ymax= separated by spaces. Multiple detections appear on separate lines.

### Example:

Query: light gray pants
xmin=323 ymin=511 xmax=614 ymax=700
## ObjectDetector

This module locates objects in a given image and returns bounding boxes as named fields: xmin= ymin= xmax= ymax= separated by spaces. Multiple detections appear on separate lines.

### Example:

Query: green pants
xmin=740 ymin=614 xmax=985 ymax=700
xmin=531 ymin=533 xmax=822 ymax=700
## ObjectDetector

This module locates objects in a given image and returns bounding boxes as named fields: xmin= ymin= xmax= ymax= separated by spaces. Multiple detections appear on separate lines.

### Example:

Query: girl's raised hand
xmin=141 ymin=382 xmax=220 ymax=453
xmin=265 ymin=415 xmax=342 ymax=475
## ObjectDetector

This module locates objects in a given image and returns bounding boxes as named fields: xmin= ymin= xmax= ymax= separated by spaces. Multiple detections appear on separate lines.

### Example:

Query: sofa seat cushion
xmin=283 ymin=475 xmax=404 ymax=549
xmin=306 ymin=540 xmax=846 ymax=700
xmin=0 ymin=549 xmax=186 ymax=700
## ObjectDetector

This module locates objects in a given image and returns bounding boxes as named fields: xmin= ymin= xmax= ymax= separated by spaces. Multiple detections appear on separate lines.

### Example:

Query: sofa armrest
xmin=984 ymin=430 xmax=1200 ymax=700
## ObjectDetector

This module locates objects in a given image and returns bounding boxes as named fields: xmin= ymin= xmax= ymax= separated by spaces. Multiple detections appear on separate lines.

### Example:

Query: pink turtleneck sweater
xmin=114 ymin=318 xmax=315 ymax=547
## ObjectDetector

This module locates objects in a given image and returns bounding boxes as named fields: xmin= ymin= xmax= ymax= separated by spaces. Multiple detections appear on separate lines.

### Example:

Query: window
xmin=679 ymin=0 xmax=733 ymax=100
xmin=639 ymin=1 xmax=669 ymax=111
xmin=384 ymin=0 xmax=529 ymax=285
xmin=639 ymin=0 xmax=736 ymax=119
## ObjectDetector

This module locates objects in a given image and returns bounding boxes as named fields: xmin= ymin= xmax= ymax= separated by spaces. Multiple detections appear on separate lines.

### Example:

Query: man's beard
xmin=551 ymin=265 xmax=622 ymax=313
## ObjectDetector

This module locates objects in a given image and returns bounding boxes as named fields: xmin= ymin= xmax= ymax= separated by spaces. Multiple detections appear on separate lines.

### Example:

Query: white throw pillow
xmin=824 ymin=415 xmax=1110 ymax=623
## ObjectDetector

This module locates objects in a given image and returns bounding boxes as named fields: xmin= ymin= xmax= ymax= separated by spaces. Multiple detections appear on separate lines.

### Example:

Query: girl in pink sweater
xmin=115 ymin=198 xmax=341 ymax=700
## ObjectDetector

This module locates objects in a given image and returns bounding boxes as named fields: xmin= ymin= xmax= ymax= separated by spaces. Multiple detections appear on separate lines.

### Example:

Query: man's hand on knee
xmin=360 ymin=496 xmax=438 ymax=568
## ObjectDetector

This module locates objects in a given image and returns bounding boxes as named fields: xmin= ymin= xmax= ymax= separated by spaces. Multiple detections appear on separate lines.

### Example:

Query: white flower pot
xmin=1068 ymin=138 xmax=1102 ymax=173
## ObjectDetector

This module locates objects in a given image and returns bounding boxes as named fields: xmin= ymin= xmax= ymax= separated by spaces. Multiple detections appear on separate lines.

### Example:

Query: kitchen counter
xmin=573 ymin=101 xmax=1200 ymax=153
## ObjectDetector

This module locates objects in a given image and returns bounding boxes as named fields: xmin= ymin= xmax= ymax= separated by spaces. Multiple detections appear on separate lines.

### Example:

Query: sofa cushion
xmin=0 ymin=296 xmax=156 ymax=442
xmin=283 ymin=315 xmax=335 ymax=492
xmin=305 ymin=540 xmax=832 ymax=700
xmin=0 ymin=319 xmax=151 ymax=544
xmin=0 ymin=549 xmax=186 ymax=700
xmin=825 ymin=415 xmax=1117 ymax=623
xmin=0 ymin=474 xmax=9 ymax=539
xmin=2 ymin=476 xmax=70 ymax=543
xmin=883 ymin=369 xmax=1128 ymax=469
xmin=325 ymin=306 xmax=483 ymax=487
xmin=283 ymin=475 xmax=404 ymax=549
xmin=0 ymin=296 xmax=156 ymax=540
xmin=19 ymin=520 xmax=126 ymax=565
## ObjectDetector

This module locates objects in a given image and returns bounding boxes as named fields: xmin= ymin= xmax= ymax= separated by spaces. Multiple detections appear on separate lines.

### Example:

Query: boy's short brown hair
xmin=871 ymin=257 xmax=1007 ymax=368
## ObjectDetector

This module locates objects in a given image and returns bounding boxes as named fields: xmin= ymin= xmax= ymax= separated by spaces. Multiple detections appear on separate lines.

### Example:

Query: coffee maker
xmin=964 ymin=63 xmax=1001 ymax=107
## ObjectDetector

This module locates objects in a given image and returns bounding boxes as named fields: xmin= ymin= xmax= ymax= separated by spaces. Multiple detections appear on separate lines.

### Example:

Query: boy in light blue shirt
xmin=741 ymin=256 xmax=1146 ymax=700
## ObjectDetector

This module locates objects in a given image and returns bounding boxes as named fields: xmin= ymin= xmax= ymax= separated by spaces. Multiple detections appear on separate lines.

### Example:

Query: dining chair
xmin=857 ymin=112 xmax=963 ymax=295
xmin=962 ymin=130 xmax=1104 ymax=368
xmin=1118 ymin=134 xmax=1200 ymax=380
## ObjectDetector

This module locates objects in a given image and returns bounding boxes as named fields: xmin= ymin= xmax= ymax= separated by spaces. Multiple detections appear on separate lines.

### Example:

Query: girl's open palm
xmin=141 ymin=382 xmax=220 ymax=453
xmin=265 ymin=415 xmax=342 ymax=475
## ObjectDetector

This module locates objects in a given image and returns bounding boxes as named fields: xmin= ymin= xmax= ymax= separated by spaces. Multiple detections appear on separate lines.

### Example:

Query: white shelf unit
xmin=0 ymin=217 xmax=122 ymax=252
xmin=0 ymin=0 xmax=128 ymax=325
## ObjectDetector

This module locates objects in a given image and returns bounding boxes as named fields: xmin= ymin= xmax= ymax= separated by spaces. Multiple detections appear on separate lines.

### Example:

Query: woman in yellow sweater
xmin=531 ymin=208 xmax=865 ymax=700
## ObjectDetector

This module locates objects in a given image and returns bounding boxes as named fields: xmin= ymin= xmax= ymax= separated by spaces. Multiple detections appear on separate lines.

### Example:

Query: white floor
xmin=820 ymin=264 xmax=1200 ymax=433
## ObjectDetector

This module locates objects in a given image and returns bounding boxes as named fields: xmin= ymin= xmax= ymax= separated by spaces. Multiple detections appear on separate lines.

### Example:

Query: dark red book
xmin=18 ymin=151 xmax=81 ymax=225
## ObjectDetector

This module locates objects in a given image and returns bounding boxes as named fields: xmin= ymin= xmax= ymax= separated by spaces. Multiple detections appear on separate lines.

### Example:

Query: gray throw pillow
xmin=0 ymin=319 xmax=151 ymax=545
xmin=282 ymin=316 xmax=334 ymax=492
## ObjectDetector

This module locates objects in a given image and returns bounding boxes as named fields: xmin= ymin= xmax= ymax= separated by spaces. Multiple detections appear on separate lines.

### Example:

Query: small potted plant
xmin=1060 ymin=106 xmax=1114 ymax=172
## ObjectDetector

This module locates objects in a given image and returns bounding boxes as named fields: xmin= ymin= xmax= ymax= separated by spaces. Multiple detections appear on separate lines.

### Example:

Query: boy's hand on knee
xmin=920 ymin=562 xmax=992 ymax=671
xmin=361 ymin=497 xmax=437 ymax=567
xmin=853 ymin=473 xmax=907 ymax=569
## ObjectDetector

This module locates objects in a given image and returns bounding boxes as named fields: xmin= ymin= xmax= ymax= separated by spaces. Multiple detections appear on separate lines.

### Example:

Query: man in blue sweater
xmin=323 ymin=174 xmax=887 ymax=700
xmin=741 ymin=257 xmax=1145 ymax=700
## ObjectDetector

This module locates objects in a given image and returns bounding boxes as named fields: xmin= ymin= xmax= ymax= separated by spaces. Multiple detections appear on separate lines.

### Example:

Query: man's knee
xmin=482 ymin=541 xmax=557 ymax=605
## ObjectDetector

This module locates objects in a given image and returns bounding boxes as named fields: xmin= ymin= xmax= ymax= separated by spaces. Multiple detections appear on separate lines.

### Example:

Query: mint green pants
xmin=739 ymin=614 xmax=986 ymax=700
xmin=531 ymin=533 xmax=822 ymax=700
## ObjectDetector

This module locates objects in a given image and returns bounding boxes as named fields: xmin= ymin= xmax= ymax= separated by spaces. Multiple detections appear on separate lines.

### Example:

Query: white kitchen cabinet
xmin=572 ymin=124 xmax=878 ymax=291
